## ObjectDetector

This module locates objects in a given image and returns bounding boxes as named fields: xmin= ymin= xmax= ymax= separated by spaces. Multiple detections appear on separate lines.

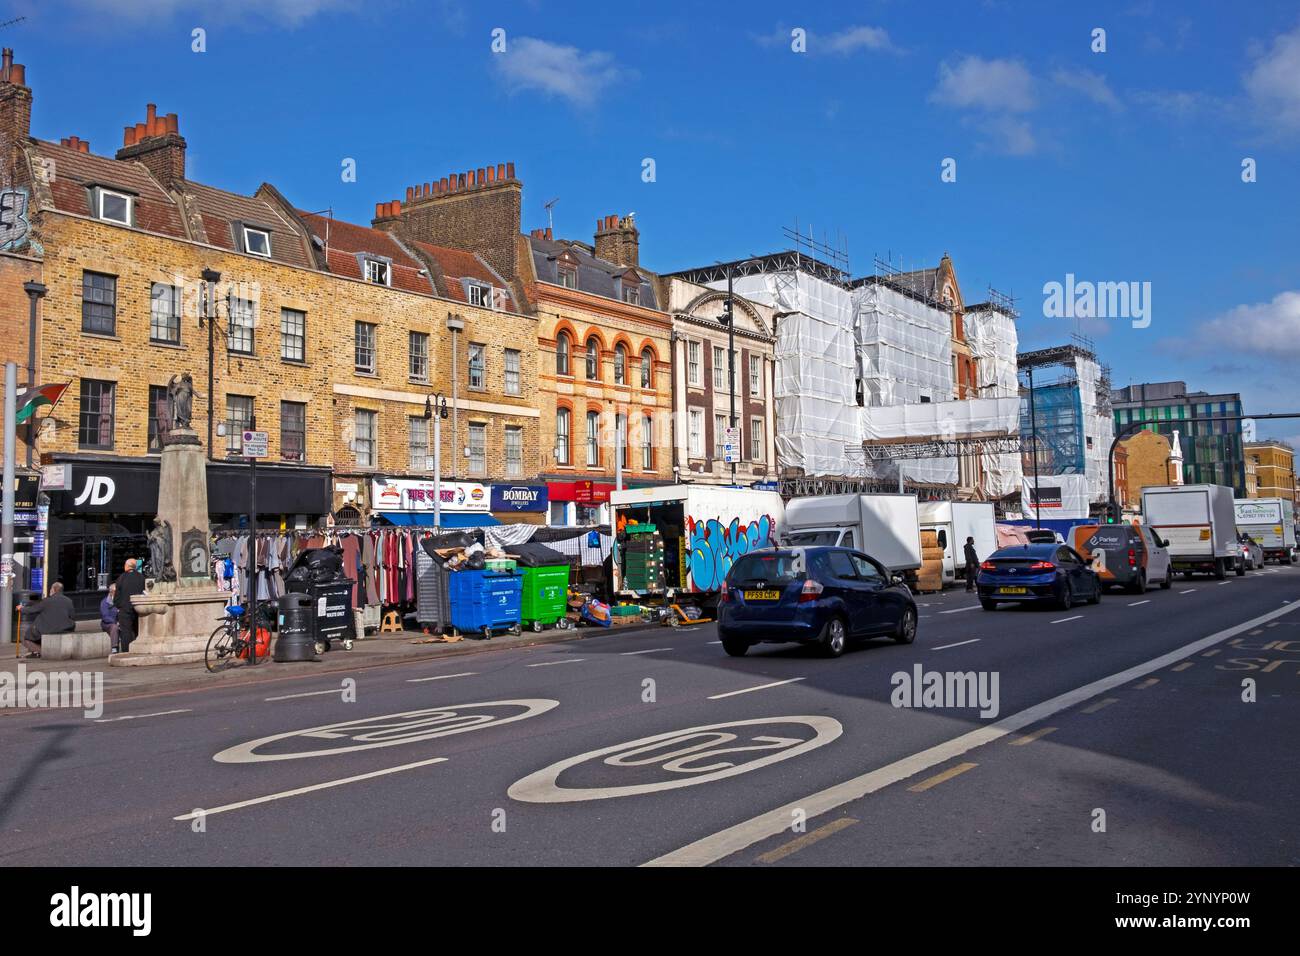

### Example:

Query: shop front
xmin=546 ymin=480 xmax=616 ymax=527
xmin=370 ymin=478 xmax=495 ymax=527
xmin=44 ymin=455 xmax=332 ymax=617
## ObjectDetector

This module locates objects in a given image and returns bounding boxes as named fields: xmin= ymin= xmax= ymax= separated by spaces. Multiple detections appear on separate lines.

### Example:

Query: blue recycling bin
xmin=448 ymin=569 xmax=522 ymax=638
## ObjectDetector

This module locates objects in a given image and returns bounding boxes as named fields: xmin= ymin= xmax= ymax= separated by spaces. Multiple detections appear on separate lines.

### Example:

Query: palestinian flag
xmin=16 ymin=383 xmax=68 ymax=424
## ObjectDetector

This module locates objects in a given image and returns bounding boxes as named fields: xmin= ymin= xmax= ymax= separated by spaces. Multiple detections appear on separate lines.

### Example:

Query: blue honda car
xmin=976 ymin=543 xmax=1102 ymax=611
xmin=717 ymin=546 xmax=917 ymax=658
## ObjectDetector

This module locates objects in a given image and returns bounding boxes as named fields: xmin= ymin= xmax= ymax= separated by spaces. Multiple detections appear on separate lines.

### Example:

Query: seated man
xmin=21 ymin=582 xmax=77 ymax=658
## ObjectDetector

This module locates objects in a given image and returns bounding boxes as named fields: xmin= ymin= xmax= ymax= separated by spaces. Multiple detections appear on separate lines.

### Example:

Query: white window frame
xmin=409 ymin=331 xmax=429 ymax=382
xmin=750 ymin=355 xmax=762 ymax=396
xmin=355 ymin=321 xmax=376 ymax=374
xmin=468 ymin=422 xmax=487 ymax=476
xmin=505 ymin=425 xmax=523 ymax=477
xmin=467 ymin=282 xmax=494 ymax=309
xmin=750 ymin=417 xmax=764 ymax=461
xmin=355 ymin=409 xmax=377 ymax=468
xmin=715 ymin=413 xmax=728 ymax=459
xmin=586 ymin=411 xmax=600 ymax=467
xmin=504 ymin=348 xmax=521 ymax=395
xmin=713 ymin=346 xmax=726 ymax=391
xmin=408 ymin=416 xmax=429 ymax=472
xmin=688 ymin=408 xmax=704 ymax=458
xmin=556 ymin=408 xmax=571 ymax=465
xmin=243 ymin=226 xmax=271 ymax=258
xmin=468 ymin=343 xmax=486 ymax=390
xmin=641 ymin=414 xmax=653 ymax=471
xmin=97 ymin=188 xmax=132 ymax=225
xmin=687 ymin=341 xmax=702 ymax=387
xmin=364 ymin=258 xmax=391 ymax=286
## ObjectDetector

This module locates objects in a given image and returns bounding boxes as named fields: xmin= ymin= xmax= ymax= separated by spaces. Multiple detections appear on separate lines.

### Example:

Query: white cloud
xmin=823 ymin=26 xmax=895 ymax=55
xmin=1052 ymin=68 xmax=1122 ymax=111
xmin=1132 ymin=88 xmax=1231 ymax=120
xmin=492 ymin=37 xmax=631 ymax=107
xmin=69 ymin=0 xmax=352 ymax=25
xmin=1244 ymin=24 xmax=1300 ymax=130
xmin=1197 ymin=290 xmax=1300 ymax=359
xmin=930 ymin=56 xmax=1037 ymax=112
xmin=980 ymin=114 xmax=1038 ymax=156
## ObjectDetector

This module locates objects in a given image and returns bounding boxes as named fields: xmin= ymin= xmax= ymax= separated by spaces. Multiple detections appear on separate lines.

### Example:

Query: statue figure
xmin=167 ymin=373 xmax=196 ymax=431
xmin=147 ymin=517 xmax=177 ymax=583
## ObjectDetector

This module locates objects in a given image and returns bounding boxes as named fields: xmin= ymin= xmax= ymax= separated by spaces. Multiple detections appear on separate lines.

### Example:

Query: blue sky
xmin=11 ymin=0 xmax=1300 ymax=442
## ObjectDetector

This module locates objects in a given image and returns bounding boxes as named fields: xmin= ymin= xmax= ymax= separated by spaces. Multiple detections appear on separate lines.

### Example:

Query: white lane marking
xmin=708 ymin=641 xmax=723 ymax=645
xmin=1179 ymin=589 xmax=1197 ymax=594
xmin=1051 ymin=615 xmax=1083 ymax=624
xmin=621 ymin=648 xmax=672 ymax=656
xmin=931 ymin=639 xmax=981 ymax=650
xmin=406 ymin=672 xmax=477 ymax=683
xmin=1218 ymin=581 xmax=1232 ymax=586
xmin=708 ymin=678 xmax=805 ymax=700
xmin=525 ymin=659 xmax=586 ymax=668
xmin=93 ymin=709 xmax=191 ymax=724
xmin=939 ymin=605 xmax=982 ymax=615
xmin=1129 ymin=599 xmax=1151 ymax=607
xmin=173 ymin=758 xmax=448 ymax=821
xmin=643 ymin=600 xmax=1300 ymax=867
xmin=265 ymin=688 xmax=348 ymax=702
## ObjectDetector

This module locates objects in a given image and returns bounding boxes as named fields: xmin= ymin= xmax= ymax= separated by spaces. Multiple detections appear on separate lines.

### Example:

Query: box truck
xmin=783 ymin=493 xmax=923 ymax=575
xmin=1142 ymin=484 xmax=1241 ymax=579
xmin=917 ymin=501 xmax=998 ymax=586
xmin=1234 ymin=497 xmax=1297 ymax=564
xmin=609 ymin=485 xmax=785 ymax=605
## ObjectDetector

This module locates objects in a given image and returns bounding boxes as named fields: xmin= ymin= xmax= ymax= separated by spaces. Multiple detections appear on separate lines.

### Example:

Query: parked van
xmin=1069 ymin=522 xmax=1173 ymax=594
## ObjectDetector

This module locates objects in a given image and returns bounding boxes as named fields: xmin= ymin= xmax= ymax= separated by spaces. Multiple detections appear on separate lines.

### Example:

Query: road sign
xmin=723 ymin=426 xmax=740 ymax=464
xmin=242 ymin=430 xmax=268 ymax=458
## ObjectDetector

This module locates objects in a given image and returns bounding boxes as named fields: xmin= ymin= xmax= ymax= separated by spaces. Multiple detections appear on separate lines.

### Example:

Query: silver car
xmin=1238 ymin=534 xmax=1264 ymax=571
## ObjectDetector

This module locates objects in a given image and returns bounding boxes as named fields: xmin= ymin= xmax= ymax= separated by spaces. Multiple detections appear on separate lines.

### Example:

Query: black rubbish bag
xmin=285 ymin=546 xmax=345 ymax=587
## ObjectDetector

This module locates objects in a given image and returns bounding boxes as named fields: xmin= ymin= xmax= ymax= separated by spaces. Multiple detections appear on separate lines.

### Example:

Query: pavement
xmin=1 ymin=565 xmax=1297 ymax=867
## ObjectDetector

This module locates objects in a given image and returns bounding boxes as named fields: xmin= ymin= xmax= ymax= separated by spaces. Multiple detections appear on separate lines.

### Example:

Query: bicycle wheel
xmin=205 ymin=624 xmax=244 ymax=673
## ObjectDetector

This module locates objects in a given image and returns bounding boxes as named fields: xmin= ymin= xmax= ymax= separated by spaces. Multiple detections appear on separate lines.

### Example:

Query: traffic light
xmin=1105 ymin=502 xmax=1119 ymax=524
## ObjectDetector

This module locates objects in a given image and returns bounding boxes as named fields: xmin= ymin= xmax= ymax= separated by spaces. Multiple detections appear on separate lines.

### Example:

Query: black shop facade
xmin=43 ymin=455 xmax=332 ymax=616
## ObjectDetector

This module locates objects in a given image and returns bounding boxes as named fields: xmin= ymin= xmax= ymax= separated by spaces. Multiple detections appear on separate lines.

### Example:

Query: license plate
xmin=744 ymin=590 xmax=780 ymax=601
xmin=998 ymin=586 xmax=1028 ymax=595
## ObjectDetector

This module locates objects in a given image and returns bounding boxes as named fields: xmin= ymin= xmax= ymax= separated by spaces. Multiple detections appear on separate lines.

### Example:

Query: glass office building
xmin=1111 ymin=382 xmax=1245 ymax=494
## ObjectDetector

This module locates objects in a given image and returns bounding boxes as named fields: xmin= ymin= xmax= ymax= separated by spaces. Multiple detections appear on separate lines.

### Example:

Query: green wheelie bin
xmin=520 ymin=564 xmax=570 ymax=631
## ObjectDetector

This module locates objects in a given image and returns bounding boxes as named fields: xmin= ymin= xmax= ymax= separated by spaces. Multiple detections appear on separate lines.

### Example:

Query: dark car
xmin=976 ymin=543 xmax=1102 ymax=611
xmin=717 ymin=546 xmax=917 ymax=658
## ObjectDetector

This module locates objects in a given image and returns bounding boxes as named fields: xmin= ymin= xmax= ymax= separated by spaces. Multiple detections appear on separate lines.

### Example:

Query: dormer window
xmin=364 ymin=258 xmax=391 ymax=286
xmin=559 ymin=264 xmax=577 ymax=288
xmin=243 ymin=226 xmax=271 ymax=258
xmin=466 ymin=282 xmax=494 ymax=309
xmin=623 ymin=285 xmax=639 ymax=305
xmin=618 ymin=269 xmax=642 ymax=305
xmin=97 ymin=188 xmax=132 ymax=225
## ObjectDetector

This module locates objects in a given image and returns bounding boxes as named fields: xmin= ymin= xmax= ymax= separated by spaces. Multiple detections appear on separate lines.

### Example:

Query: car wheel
xmin=1215 ymin=560 xmax=1227 ymax=580
xmin=893 ymin=606 xmax=917 ymax=644
xmin=820 ymin=617 xmax=848 ymax=658
xmin=980 ymin=598 xmax=998 ymax=611
xmin=1057 ymin=581 xmax=1074 ymax=611
xmin=721 ymin=636 xmax=749 ymax=657
xmin=1088 ymin=579 xmax=1102 ymax=604
xmin=1160 ymin=572 xmax=1172 ymax=589
xmin=1128 ymin=571 xmax=1147 ymax=595
xmin=1235 ymin=558 xmax=1245 ymax=577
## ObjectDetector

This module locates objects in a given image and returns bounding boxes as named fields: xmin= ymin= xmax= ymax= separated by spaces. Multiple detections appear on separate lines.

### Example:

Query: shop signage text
xmin=491 ymin=485 xmax=548 ymax=512
xmin=371 ymin=479 xmax=491 ymax=513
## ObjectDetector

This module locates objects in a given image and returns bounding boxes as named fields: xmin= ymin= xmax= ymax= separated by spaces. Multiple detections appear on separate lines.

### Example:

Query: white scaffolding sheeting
xmin=714 ymin=272 xmax=858 ymax=476
xmin=853 ymin=283 xmax=953 ymax=406
xmin=1077 ymin=355 xmax=1113 ymax=503
xmin=863 ymin=396 xmax=1020 ymax=441
xmin=967 ymin=306 xmax=1022 ymax=498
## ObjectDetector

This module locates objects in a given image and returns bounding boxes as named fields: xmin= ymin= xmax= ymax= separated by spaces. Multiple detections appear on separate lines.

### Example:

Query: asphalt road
xmin=2 ymin=565 xmax=1297 ymax=867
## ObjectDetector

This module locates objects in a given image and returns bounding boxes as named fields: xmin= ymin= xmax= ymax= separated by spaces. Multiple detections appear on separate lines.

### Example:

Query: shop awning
xmin=376 ymin=512 xmax=499 ymax=527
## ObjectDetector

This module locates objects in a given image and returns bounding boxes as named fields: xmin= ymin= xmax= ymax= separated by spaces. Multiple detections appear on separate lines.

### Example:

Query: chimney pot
xmin=406 ymin=186 xmax=415 ymax=202
xmin=9 ymin=63 xmax=23 ymax=86
xmin=458 ymin=173 xmax=467 ymax=189
xmin=506 ymin=162 xmax=515 ymax=179
xmin=375 ymin=202 xmax=384 ymax=219
xmin=546 ymin=226 xmax=553 ymax=240
xmin=440 ymin=176 xmax=449 ymax=192
xmin=486 ymin=166 xmax=496 ymax=183
xmin=476 ymin=167 xmax=485 ymax=185
xmin=1 ymin=48 xmax=11 ymax=79
xmin=123 ymin=125 xmax=136 ymax=147
xmin=392 ymin=200 xmax=401 ymax=216
xmin=60 ymin=137 xmax=69 ymax=147
xmin=497 ymin=163 xmax=506 ymax=181
xmin=80 ymin=140 xmax=90 ymax=153
xmin=468 ymin=169 xmax=477 ymax=187
xmin=165 ymin=113 xmax=178 ymax=135
xmin=135 ymin=122 xmax=147 ymax=141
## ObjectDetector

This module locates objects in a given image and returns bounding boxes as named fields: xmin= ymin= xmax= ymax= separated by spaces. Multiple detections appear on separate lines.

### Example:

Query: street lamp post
xmin=424 ymin=394 xmax=448 ymax=529
xmin=21 ymin=280 xmax=46 ymax=470
xmin=1027 ymin=366 xmax=1041 ymax=530
xmin=200 ymin=268 xmax=221 ymax=461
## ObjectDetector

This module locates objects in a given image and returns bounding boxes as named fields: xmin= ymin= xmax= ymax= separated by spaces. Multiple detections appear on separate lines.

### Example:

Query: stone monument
xmin=113 ymin=372 xmax=230 ymax=665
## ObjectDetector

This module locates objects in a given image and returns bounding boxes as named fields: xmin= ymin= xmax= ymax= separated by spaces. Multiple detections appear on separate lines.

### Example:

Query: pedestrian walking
xmin=114 ymin=559 xmax=146 ymax=652
xmin=20 ymin=582 xmax=77 ymax=658
xmin=964 ymin=536 xmax=980 ymax=592
xmin=101 ymin=583 xmax=120 ymax=653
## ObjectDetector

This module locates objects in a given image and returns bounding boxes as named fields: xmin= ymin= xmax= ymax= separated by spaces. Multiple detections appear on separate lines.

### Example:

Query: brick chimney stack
xmin=374 ymin=161 xmax=522 ymax=282
xmin=594 ymin=213 xmax=639 ymax=268
xmin=0 ymin=48 xmax=32 ymax=182
xmin=116 ymin=103 xmax=186 ymax=187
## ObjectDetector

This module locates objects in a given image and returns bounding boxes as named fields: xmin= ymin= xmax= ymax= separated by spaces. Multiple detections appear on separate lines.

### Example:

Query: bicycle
xmin=204 ymin=604 xmax=270 ymax=673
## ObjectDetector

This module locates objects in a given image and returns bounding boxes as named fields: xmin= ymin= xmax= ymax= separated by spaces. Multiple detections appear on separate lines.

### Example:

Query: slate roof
xmin=527 ymin=235 xmax=658 ymax=309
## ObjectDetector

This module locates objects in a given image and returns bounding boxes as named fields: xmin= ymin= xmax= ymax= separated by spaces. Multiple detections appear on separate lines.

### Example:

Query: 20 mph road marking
xmin=709 ymin=678 xmax=805 ymax=700
xmin=643 ymin=600 xmax=1300 ymax=867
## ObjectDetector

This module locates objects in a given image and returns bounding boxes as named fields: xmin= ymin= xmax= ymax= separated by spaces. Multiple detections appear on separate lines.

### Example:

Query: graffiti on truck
xmin=687 ymin=513 xmax=775 ymax=591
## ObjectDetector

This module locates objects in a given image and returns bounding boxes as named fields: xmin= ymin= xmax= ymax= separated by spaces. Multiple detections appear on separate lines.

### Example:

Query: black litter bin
xmin=274 ymin=592 xmax=316 ymax=662
xmin=284 ymin=547 xmax=356 ymax=653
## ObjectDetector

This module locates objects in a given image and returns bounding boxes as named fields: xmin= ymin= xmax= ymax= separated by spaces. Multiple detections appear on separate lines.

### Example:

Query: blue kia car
xmin=976 ymin=543 xmax=1102 ymax=611
xmin=717 ymin=546 xmax=917 ymax=658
